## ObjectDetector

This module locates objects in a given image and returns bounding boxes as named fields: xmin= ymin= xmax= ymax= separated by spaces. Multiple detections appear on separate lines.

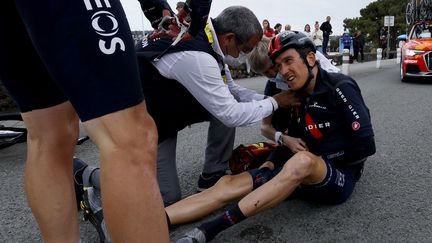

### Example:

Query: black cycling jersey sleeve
xmin=186 ymin=0 xmax=212 ymax=36
xmin=335 ymin=83 xmax=373 ymax=136
xmin=138 ymin=0 xmax=173 ymax=29
xmin=334 ymin=82 xmax=376 ymax=161
xmin=143 ymin=0 xmax=172 ymax=9
xmin=343 ymin=136 xmax=376 ymax=162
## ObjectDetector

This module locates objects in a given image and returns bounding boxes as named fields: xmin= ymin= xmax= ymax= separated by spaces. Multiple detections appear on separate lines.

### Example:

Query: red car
xmin=400 ymin=21 xmax=432 ymax=82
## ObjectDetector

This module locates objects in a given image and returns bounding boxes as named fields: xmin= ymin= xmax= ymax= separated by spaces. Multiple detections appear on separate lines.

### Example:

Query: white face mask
xmin=224 ymin=51 xmax=248 ymax=68
xmin=269 ymin=73 xmax=290 ymax=90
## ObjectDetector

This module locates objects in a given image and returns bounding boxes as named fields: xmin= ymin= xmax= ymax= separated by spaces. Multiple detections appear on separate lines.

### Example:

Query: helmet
xmin=268 ymin=31 xmax=316 ymax=62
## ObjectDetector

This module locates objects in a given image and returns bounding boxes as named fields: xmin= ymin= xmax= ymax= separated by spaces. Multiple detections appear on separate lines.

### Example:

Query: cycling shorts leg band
xmin=248 ymin=167 xmax=274 ymax=190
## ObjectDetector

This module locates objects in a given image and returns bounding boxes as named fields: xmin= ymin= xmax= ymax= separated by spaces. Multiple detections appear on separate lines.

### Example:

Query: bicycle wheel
xmin=406 ymin=1 xmax=416 ymax=25
xmin=420 ymin=0 xmax=432 ymax=21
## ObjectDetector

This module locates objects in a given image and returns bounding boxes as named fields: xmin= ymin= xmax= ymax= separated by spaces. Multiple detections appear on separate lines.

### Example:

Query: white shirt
xmin=311 ymin=29 xmax=324 ymax=46
xmin=152 ymin=20 xmax=278 ymax=127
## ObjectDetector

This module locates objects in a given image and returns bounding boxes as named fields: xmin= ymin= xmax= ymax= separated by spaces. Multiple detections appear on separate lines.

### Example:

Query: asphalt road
xmin=1 ymin=59 xmax=432 ymax=242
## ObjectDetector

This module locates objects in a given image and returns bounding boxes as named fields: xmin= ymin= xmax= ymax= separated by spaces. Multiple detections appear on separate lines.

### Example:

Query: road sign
xmin=384 ymin=16 xmax=395 ymax=27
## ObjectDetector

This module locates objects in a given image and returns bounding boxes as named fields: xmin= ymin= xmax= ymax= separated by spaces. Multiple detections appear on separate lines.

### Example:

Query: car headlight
xmin=405 ymin=49 xmax=425 ymax=56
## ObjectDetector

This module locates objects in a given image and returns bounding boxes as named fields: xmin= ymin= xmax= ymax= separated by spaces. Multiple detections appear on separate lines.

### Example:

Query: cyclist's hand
xmin=282 ymin=136 xmax=308 ymax=153
xmin=176 ymin=8 xmax=188 ymax=23
xmin=150 ymin=10 xmax=174 ymax=39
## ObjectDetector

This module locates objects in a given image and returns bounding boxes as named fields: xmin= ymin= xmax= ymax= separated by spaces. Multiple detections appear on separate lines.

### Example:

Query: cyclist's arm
xmin=138 ymin=0 xmax=173 ymax=29
xmin=184 ymin=0 xmax=212 ymax=36
xmin=335 ymin=82 xmax=376 ymax=160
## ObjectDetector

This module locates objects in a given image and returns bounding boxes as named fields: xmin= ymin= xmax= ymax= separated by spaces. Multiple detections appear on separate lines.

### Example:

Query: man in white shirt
xmin=136 ymin=6 xmax=297 ymax=205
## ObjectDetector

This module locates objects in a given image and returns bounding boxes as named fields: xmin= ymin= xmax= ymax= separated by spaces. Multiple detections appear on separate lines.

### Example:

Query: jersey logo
xmin=352 ymin=121 xmax=361 ymax=131
xmin=335 ymin=170 xmax=345 ymax=187
xmin=83 ymin=0 xmax=126 ymax=55
xmin=305 ymin=113 xmax=323 ymax=140
xmin=308 ymin=102 xmax=327 ymax=110
xmin=140 ymin=36 xmax=149 ymax=48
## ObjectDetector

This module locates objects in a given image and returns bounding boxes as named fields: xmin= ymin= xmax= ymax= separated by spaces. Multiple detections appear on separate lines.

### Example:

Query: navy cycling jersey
xmin=300 ymin=68 xmax=375 ymax=163
xmin=296 ymin=68 xmax=376 ymax=164
xmin=268 ymin=68 xmax=375 ymax=166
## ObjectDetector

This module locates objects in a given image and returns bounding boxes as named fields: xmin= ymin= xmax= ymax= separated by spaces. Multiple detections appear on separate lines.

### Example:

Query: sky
xmin=120 ymin=0 xmax=378 ymax=35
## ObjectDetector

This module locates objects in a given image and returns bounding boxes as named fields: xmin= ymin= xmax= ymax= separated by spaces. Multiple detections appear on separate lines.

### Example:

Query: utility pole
xmin=384 ymin=16 xmax=395 ymax=59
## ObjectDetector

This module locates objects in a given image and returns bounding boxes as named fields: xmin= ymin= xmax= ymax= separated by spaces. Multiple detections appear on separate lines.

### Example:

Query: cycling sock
xmin=198 ymin=204 xmax=246 ymax=241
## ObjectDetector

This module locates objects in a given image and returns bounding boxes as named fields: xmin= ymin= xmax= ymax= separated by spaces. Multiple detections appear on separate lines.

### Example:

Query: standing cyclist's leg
xmin=84 ymin=103 xmax=168 ymax=242
xmin=0 ymin=2 xmax=81 ymax=242
xmin=22 ymin=103 xmax=81 ymax=242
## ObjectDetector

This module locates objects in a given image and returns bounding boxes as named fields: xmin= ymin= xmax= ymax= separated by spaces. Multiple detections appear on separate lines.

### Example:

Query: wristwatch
xmin=278 ymin=134 xmax=284 ymax=146
xmin=274 ymin=131 xmax=284 ymax=146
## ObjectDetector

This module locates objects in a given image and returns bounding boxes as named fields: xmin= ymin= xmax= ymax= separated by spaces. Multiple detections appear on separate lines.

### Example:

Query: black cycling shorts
xmin=0 ymin=0 xmax=144 ymax=121
xmin=248 ymin=159 xmax=364 ymax=205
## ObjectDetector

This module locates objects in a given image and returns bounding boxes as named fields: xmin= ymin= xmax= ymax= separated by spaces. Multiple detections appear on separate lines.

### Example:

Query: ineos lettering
xmin=83 ymin=0 xmax=125 ymax=55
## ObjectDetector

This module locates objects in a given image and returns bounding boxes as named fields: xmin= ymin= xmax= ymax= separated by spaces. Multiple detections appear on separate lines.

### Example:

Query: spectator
xmin=320 ymin=16 xmax=332 ymax=56
xmin=311 ymin=21 xmax=324 ymax=53
xmin=263 ymin=19 xmax=275 ymax=38
xmin=380 ymin=35 xmax=387 ymax=59
xmin=303 ymin=24 xmax=311 ymax=38
xmin=342 ymin=30 xmax=352 ymax=50
xmin=285 ymin=24 xmax=292 ymax=31
xmin=380 ymin=27 xmax=388 ymax=38
xmin=353 ymin=30 xmax=365 ymax=62
xmin=274 ymin=23 xmax=282 ymax=35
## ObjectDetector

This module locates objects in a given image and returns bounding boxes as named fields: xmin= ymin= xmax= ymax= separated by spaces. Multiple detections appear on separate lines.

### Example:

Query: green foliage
xmin=343 ymin=0 xmax=410 ymax=50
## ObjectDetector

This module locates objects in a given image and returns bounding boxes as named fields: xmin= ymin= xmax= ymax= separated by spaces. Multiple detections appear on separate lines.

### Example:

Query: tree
xmin=343 ymin=0 xmax=409 ymax=50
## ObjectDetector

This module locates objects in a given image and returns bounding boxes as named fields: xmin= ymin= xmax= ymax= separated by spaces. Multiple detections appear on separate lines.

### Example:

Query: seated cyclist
xmin=175 ymin=31 xmax=376 ymax=242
